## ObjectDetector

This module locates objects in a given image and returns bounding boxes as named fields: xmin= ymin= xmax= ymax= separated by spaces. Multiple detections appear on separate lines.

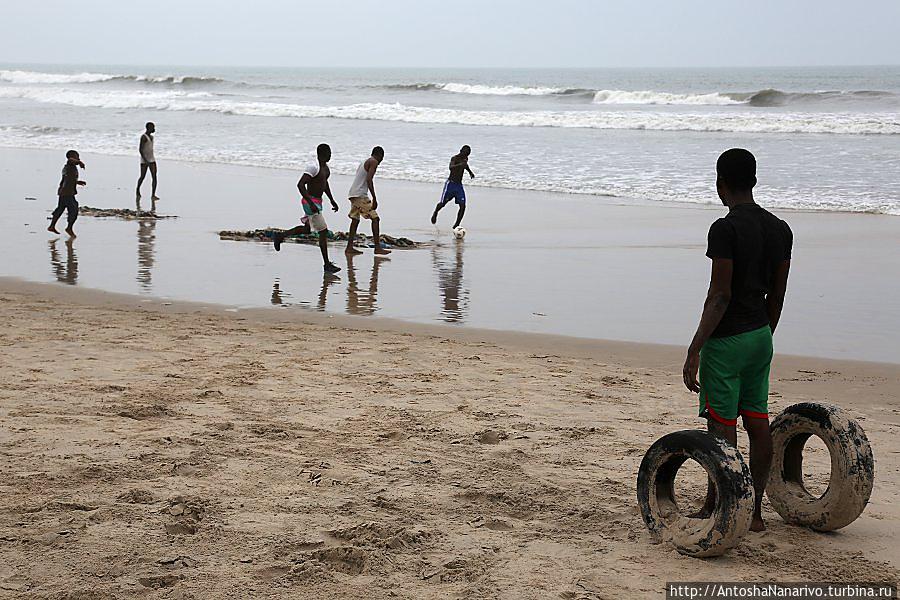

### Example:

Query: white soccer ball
xmin=453 ymin=227 xmax=467 ymax=239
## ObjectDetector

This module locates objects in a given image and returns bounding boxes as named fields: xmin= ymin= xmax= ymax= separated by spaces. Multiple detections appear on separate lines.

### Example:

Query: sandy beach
xmin=1 ymin=279 xmax=898 ymax=598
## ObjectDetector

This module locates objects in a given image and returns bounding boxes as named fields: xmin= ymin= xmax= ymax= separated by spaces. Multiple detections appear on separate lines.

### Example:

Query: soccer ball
xmin=453 ymin=227 xmax=467 ymax=240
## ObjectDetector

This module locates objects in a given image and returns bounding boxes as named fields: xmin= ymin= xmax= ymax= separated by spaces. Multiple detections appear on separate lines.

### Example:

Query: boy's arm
xmin=366 ymin=158 xmax=378 ymax=208
xmin=296 ymin=173 xmax=315 ymax=210
xmin=683 ymin=258 xmax=733 ymax=392
xmin=465 ymin=163 xmax=475 ymax=179
xmin=766 ymin=260 xmax=791 ymax=333
xmin=324 ymin=180 xmax=338 ymax=211
xmin=139 ymin=135 xmax=150 ymax=163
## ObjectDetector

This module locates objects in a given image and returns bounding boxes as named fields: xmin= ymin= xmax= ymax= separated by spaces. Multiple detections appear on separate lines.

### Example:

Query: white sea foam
xmin=0 ymin=70 xmax=118 ymax=84
xmin=592 ymin=89 xmax=742 ymax=106
xmin=437 ymin=83 xmax=570 ymax=96
xmin=2 ymin=87 xmax=897 ymax=135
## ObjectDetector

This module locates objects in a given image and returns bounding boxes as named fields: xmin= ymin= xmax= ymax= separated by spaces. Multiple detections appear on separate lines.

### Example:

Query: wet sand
xmin=0 ymin=280 xmax=898 ymax=598
xmin=2 ymin=147 xmax=900 ymax=363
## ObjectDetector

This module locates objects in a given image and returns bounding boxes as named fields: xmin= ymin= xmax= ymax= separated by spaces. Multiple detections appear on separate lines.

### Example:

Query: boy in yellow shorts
xmin=346 ymin=146 xmax=390 ymax=256
xmin=682 ymin=148 xmax=793 ymax=532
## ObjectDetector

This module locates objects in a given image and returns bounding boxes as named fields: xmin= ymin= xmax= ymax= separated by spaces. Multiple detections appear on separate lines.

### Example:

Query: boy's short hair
xmin=372 ymin=146 xmax=384 ymax=157
xmin=717 ymin=148 xmax=757 ymax=190
xmin=66 ymin=150 xmax=79 ymax=159
xmin=316 ymin=143 xmax=331 ymax=158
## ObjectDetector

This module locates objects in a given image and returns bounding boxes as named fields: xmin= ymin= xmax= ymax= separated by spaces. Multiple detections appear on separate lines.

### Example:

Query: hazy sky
xmin=2 ymin=0 xmax=898 ymax=68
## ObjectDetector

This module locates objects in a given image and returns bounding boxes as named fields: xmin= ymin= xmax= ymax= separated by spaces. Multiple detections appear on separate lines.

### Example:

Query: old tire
xmin=767 ymin=402 xmax=874 ymax=531
xmin=637 ymin=430 xmax=754 ymax=557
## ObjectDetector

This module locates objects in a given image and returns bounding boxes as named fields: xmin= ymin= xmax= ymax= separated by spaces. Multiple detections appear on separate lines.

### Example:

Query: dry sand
xmin=1 ymin=280 xmax=898 ymax=599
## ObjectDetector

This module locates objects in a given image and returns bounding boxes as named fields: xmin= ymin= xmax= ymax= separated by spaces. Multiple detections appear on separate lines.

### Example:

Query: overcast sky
xmin=2 ymin=0 xmax=898 ymax=68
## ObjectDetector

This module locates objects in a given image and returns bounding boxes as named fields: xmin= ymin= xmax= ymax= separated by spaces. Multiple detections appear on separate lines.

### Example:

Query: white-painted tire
xmin=767 ymin=402 xmax=874 ymax=531
xmin=637 ymin=430 xmax=754 ymax=557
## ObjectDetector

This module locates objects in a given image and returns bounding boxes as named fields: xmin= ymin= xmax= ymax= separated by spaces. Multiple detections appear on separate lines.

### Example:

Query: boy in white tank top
xmin=346 ymin=146 xmax=390 ymax=256
xmin=136 ymin=122 xmax=159 ymax=202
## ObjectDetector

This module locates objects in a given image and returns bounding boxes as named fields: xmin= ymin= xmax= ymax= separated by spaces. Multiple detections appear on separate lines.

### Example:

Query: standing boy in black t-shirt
xmin=682 ymin=148 xmax=793 ymax=532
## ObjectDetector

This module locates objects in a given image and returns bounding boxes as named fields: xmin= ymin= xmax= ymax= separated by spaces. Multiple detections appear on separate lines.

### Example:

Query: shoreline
xmin=1 ymin=142 xmax=898 ymax=218
xmin=5 ymin=276 xmax=900 ymax=376
xmin=4 ymin=147 xmax=900 ymax=364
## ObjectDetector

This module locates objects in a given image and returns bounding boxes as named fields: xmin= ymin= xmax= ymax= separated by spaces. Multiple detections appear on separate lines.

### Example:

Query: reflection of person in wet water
xmin=345 ymin=254 xmax=385 ymax=316
xmin=271 ymin=280 xmax=286 ymax=305
xmin=317 ymin=273 xmax=340 ymax=311
xmin=136 ymin=217 xmax=156 ymax=292
xmin=431 ymin=242 xmax=468 ymax=323
xmin=48 ymin=238 xmax=78 ymax=285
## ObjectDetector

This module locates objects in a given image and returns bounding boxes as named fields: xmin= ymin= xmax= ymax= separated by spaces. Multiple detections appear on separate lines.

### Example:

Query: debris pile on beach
xmin=219 ymin=228 xmax=421 ymax=248
xmin=80 ymin=206 xmax=177 ymax=220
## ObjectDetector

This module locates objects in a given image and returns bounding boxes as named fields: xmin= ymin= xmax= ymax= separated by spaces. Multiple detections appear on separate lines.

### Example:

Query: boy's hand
xmin=371 ymin=197 xmax=378 ymax=210
xmin=331 ymin=201 xmax=339 ymax=212
xmin=682 ymin=351 xmax=700 ymax=393
xmin=77 ymin=181 xmax=87 ymax=186
xmin=469 ymin=172 xmax=475 ymax=179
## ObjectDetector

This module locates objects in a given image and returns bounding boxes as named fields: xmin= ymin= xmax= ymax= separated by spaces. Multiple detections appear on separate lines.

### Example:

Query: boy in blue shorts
xmin=682 ymin=148 xmax=793 ymax=532
xmin=431 ymin=145 xmax=474 ymax=229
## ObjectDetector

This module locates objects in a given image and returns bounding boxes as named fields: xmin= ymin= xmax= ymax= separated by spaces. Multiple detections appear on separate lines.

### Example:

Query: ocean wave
xmin=592 ymin=89 xmax=742 ymax=106
xmin=740 ymin=88 xmax=897 ymax=107
xmin=0 ymin=70 xmax=118 ymax=84
xmin=0 ymin=69 xmax=223 ymax=86
xmin=385 ymin=82 xmax=595 ymax=97
xmin=2 ymin=87 xmax=898 ymax=135
xmin=384 ymin=81 xmax=898 ymax=107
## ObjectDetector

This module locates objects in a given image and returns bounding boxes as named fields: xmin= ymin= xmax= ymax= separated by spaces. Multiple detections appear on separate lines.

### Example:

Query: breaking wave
xmin=2 ymin=87 xmax=897 ymax=135
xmin=0 ymin=69 xmax=223 ymax=86
xmin=592 ymin=89 xmax=741 ymax=105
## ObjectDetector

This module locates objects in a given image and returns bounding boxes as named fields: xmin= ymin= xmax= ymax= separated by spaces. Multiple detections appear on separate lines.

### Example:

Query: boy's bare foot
xmin=431 ymin=211 xmax=438 ymax=225
xmin=374 ymin=247 xmax=391 ymax=255
xmin=273 ymin=233 xmax=283 ymax=252
xmin=65 ymin=228 xmax=77 ymax=238
xmin=152 ymin=195 xmax=160 ymax=201
xmin=345 ymin=247 xmax=364 ymax=255
xmin=48 ymin=226 xmax=60 ymax=234
xmin=750 ymin=516 xmax=766 ymax=532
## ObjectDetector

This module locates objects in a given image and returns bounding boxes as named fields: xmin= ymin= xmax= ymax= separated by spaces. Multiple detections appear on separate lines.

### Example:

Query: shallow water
xmin=3 ymin=148 xmax=900 ymax=364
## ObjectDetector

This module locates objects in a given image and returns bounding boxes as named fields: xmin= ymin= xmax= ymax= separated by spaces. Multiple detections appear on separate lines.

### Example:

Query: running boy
xmin=48 ymin=150 xmax=86 ymax=238
xmin=273 ymin=144 xmax=341 ymax=274
xmin=431 ymin=145 xmax=474 ymax=229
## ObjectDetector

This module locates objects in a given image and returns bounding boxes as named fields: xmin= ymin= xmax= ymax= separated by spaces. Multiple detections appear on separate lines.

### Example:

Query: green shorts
xmin=698 ymin=325 xmax=773 ymax=426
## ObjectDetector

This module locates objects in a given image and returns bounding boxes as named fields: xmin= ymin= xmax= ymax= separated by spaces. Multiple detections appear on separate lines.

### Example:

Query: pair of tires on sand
xmin=637 ymin=403 xmax=874 ymax=557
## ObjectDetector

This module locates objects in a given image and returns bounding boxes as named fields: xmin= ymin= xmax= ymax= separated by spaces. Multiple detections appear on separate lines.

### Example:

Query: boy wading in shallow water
xmin=48 ymin=150 xmax=86 ymax=238
xmin=431 ymin=145 xmax=474 ymax=229
xmin=682 ymin=148 xmax=793 ymax=532
xmin=346 ymin=146 xmax=391 ymax=256
xmin=136 ymin=122 xmax=159 ymax=201
xmin=273 ymin=143 xmax=341 ymax=274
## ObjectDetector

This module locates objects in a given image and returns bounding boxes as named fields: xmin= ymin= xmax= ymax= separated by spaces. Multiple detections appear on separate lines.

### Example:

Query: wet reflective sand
xmin=3 ymin=148 xmax=899 ymax=362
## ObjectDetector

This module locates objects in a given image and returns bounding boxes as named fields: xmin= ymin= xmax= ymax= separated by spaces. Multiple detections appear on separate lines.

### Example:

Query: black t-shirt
xmin=448 ymin=155 xmax=466 ymax=184
xmin=706 ymin=203 xmax=793 ymax=338
xmin=58 ymin=162 xmax=79 ymax=197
